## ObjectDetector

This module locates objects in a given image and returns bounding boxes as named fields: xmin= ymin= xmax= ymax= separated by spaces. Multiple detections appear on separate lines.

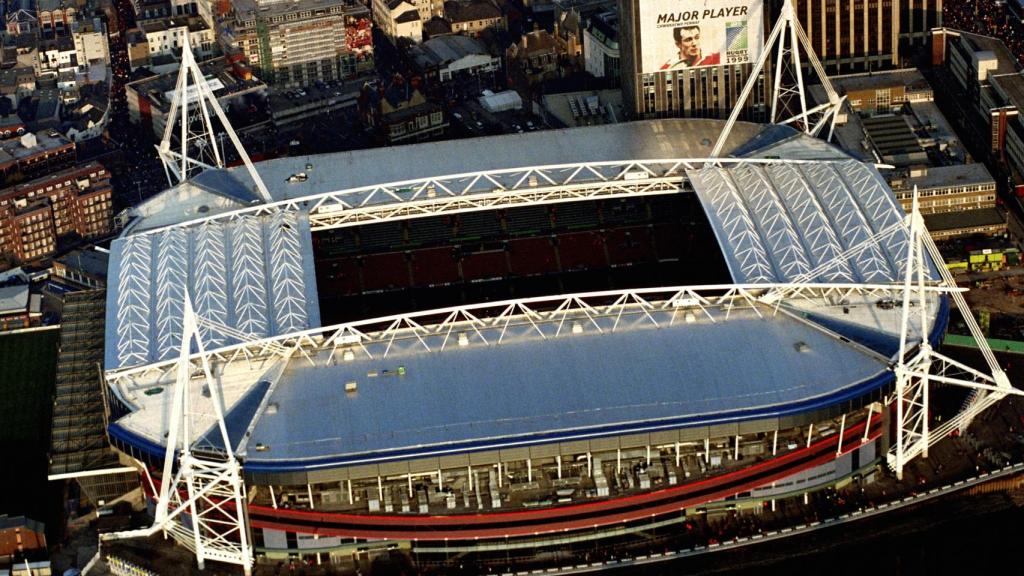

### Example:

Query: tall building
xmin=899 ymin=0 xmax=940 ymax=48
xmin=618 ymin=0 xmax=767 ymax=119
xmin=228 ymin=0 xmax=373 ymax=86
xmin=795 ymin=0 xmax=900 ymax=73
xmin=793 ymin=0 xmax=939 ymax=74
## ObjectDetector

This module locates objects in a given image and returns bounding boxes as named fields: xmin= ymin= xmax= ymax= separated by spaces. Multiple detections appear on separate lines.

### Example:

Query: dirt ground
xmin=963 ymin=274 xmax=1024 ymax=316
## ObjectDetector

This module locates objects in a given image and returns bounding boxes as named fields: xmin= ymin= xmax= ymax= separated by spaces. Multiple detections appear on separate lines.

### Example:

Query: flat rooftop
xmin=960 ymin=31 xmax=1020 ymax=78
xmin=232 ymin=0 xmax=365 ymax=18
xmin=924 ymin=207 xmax=1005 ymax=231
xmin=830 ymin=69 xmax=932 ymax=94
xmin=862 ymin=115 xmax=923 ymax=157
xmin=992 ymin=72 xmax=1024 ymax=108
xmin=891 ymin=163 xmax=995 ymax=192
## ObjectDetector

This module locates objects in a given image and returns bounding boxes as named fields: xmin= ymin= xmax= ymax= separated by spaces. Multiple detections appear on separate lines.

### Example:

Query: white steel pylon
xmin=157 ymin=37 xmax=272 ymax=204
xmin=711 ymin=0 xmax=845 ymax=157
xmin=887 ymin=188 xmax=1018 ymax=479
xmin=102 ymin=294 xmax=253 ymax=575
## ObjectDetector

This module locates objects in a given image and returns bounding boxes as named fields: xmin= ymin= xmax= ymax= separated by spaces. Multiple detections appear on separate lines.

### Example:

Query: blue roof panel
xmin=245 ymin=308 xmax=890 ymax=470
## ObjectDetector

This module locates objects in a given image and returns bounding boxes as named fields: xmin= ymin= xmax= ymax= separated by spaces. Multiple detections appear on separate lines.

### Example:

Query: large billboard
xmin=640 ymin=0 xmax=764 ymax=73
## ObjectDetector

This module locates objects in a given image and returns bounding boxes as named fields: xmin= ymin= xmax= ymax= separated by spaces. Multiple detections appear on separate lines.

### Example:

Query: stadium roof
xmin=105 ymin=210 xmax=320 ymax=371
xmin=243 ymin=307 xmax=892 ymax=469
xmin=107 ymin=291 xmax=946 ymax=470
xmin=104 ymin=119 xmax=945 ymax=470
xmin=689 ymin=160 xmax=914 ymax=284
xmin=121 ymin=119 xmax=772 ymax=235
xmin=228 ymin=119 xmax=767 ymax=197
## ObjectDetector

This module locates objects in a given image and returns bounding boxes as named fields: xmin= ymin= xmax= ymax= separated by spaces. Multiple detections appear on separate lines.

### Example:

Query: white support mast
xmin=103 ymin=294 xmax=254 ymax=575
xmin=156 ymin=37 xmax=272 ymax=204
xmin=887 ymin=187 xmax=1016 ymax=479
xmin=758 ymin=185 xmax=1020 ymax=480
xmin=711 ymin=0 xmax=845 ymax=158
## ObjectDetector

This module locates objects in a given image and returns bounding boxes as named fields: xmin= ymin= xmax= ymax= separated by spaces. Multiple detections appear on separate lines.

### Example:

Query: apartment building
xmin=229 ymin=0 xmax=373 ymax=86
xmin=0 ymin=162 xmax=113 ymax=263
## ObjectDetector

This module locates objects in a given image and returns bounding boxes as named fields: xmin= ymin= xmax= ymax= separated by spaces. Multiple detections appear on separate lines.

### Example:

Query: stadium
xmin=101 ymin=117 xmax=949 ymax=565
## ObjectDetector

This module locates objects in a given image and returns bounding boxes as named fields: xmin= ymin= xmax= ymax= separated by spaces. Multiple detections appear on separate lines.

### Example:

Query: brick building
xmin=0 ymin=162 xmax=113 ymax=263
xmin=0 ymin=131 xmax=76 ymax=187
xmin=0 ymin=515 xmax=46 ymax=558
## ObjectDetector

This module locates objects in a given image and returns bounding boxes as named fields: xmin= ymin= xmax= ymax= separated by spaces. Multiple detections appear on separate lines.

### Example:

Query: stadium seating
xmin=406 ymin=217 xmax=453 ymax=246
xmin=555 ymin=232 xmax=608 ymax=271
xmin=313 ymin=193 xmax=732 ymax=323
xmin=360 ymin=252 xmax=411 ymax=291
xmin=358 ymin=223 xmax=405 ymax=251
xmin=601 ymin=198 xmax=648 ymax=226
xmin=461 ymin=249 xmax=509 ymax=281
xmin=551 ymin=202 xmax=599 ymax=231
xmin=456 ymin=212 xmax=502 ymax=239
xmin=505 ymin=206 xmax=552 ymax=235
xmin=411 ymin=247 xmax=459 ymax=287
xmin=317 ymin=257 xmax=362 ymax=294
xmin=606 ymin=226 xmax=656 ymax=267
xmin=508 ymin=237 xmax=558 ymax=277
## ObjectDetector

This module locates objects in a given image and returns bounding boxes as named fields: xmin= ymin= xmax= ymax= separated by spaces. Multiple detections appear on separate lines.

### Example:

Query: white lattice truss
xmin=156 ymin=37 xmax=271 ymax=203
xmin=109 ymin=281 xmax=950 ymax=390
xmin=103 ymin=296 xmax=254 ymax=575
xmin=711 ymin=0 xmax=845 ymax=157
xmin=885 ymin=191 xmax=1018 ymax=479
xmin=129 ymin=157 xmax=877 ymax=240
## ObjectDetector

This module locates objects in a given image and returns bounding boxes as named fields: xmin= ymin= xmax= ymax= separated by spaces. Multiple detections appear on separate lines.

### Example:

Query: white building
xmin=373 ymin=0 xmax=422 ymax=43
xmin=412 ymin=0 xmax=444 ymax=21
xmin=39 ymin=38 xmax=78 ymax=75
xmin=73 ymin=19 xmax=109 ymax=65
xmin=140 ymin=17 xmax=215 ymax=60
xmin=582 ymin=10 xmax=618 ymax=82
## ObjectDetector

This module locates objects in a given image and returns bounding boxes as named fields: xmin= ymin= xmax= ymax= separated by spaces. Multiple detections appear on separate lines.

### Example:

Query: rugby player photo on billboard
xmin=660 ymin=24 xmax=721 ymax=70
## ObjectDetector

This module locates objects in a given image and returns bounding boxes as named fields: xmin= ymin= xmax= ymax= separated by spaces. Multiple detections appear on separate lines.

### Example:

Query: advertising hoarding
xmin=640 ymin=0 xmax=764 ymax=73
